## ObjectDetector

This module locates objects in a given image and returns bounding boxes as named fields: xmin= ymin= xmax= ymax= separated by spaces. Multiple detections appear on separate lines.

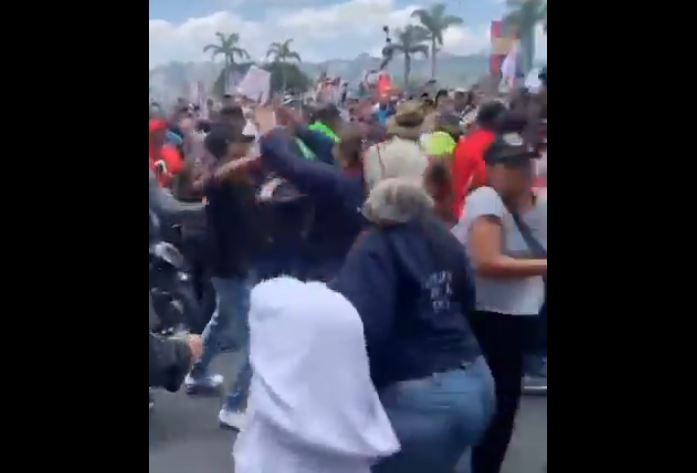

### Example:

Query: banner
xmin=490 ymin=20 xmax=517 ymax=78
xmin=237 ymin=66 xmax=271 ymax=104
xmin=226 ymin=69 xmax=245 ymax=95
xmin=490 ymin=21 xmax=505 ymax=77
xmin=316 ymin=76 xmax=341 ymax=104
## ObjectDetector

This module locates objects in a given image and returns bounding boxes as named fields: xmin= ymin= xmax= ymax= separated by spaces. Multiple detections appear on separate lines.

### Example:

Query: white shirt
xmin=453 ymin=187 xmax=547 ymax=315
xmin=234 ymin=277 xmax=400 ymax=473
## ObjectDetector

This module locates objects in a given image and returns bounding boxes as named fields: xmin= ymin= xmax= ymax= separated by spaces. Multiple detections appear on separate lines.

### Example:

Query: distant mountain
xmin=149 ymin=61 xmax=224 ymax=105
xmin=149 ymin=53 xmax=490 ymax=105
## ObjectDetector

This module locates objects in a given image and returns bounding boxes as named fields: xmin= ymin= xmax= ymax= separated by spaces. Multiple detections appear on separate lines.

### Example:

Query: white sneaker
xmin=218 ymin=407 xmax=247 ymax=431
xmin=184 ymin=373 xmax=224 ymax=395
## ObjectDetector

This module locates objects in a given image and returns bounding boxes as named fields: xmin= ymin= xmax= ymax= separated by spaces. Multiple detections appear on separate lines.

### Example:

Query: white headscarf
xmin=234 ymin=277 xmax=399 ymax=473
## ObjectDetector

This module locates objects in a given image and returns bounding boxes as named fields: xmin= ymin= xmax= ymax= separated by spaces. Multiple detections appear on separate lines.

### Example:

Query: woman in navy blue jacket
xmin=260 ymin=125 xmax=366 ymax=281
xmin=329 ymin=178 xmax=495 ymax=473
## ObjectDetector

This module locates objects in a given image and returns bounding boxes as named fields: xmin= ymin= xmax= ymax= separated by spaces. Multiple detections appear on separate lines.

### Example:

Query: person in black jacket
xmin=183 ymin=123 xmax=264 ymax=431
xmin=329 ymin=178 xmax=495 ymax=473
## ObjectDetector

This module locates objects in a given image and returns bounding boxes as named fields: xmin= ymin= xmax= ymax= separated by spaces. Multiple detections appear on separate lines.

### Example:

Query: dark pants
xmin=469 ymin=311 xmax=538 ymax=473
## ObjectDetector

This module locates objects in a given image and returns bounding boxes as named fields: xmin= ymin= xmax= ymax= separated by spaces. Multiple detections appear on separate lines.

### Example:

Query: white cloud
xmin=149 ymin=0 xmax=490 ymax=68
xmin=442 ymin=25 xmax=490 ymax=55
xmin=149 ymin=12 xmax=265 ymax=68
xmin=277 ymin=0 xmax=419 ymax=40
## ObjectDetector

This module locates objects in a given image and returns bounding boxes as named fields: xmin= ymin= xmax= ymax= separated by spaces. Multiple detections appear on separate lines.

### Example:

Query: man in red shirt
xmin=149 ymin=119 xmax=184 ymax=188
xmin=451 ymin=102 xmax=506 ymax=219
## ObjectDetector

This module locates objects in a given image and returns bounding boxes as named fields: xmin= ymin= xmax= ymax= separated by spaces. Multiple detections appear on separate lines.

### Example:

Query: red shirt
xmin=451 ymin=129 xmax=495 ymax=219
xmin=149 ymin=144 xmax=184 ymax=188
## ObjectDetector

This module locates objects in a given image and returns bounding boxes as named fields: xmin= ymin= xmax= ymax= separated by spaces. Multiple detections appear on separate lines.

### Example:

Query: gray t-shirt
xmin=452 ymin=186 xmax=547 ymax=316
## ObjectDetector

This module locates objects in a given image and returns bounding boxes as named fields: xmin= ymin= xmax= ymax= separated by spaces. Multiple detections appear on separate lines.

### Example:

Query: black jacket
xmin=203 ymin=177 xmax=264 ymax=278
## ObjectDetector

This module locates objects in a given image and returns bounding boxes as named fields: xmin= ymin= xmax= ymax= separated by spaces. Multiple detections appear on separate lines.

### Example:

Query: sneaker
xmin=218 ymin=406 xmax=247 ymax=431
xmin=522 ymin=374 xmax=547 ymax=395
xmin=184 ymin=373 xmax=224 ymax=395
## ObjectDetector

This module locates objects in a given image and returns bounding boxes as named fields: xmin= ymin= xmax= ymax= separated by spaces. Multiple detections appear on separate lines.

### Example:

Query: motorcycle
xmin=149 ymin=211 xmax=205 ymax=335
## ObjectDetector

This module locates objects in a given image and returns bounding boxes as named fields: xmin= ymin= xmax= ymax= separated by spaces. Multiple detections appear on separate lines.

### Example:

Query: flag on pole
xmin=501 ymin=41 xmax=521 ymax=89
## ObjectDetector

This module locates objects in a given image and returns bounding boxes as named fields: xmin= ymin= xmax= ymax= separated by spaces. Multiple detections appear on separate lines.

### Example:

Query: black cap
xmin=204 ymin=123 xmax=255 ymax=160
xmin=484 ymin=132 xmax=538 ymax=166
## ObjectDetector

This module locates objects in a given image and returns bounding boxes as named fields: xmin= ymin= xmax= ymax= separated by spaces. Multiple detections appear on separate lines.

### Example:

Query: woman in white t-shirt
xmin=452 ymin=132 xmax=546 ymax=473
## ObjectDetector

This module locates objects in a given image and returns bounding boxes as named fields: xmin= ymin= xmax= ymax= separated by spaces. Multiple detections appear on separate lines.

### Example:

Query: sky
xmin=149 ymin=0 xmax=546 ymax=68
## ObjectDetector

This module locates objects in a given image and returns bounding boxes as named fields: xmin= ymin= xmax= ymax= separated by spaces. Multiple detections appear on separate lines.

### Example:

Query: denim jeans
xmin=373 ymin=357 xmax=496 ymax=473
xmin=190 ymin=275 xmax=252 ymax=411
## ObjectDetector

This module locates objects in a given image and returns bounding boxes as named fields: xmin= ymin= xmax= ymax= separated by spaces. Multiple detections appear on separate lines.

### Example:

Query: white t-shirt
xmin=452 ymin=186 xmax=547 ymax=315
xmin=234 ymin=277 xmax=399 ymax=473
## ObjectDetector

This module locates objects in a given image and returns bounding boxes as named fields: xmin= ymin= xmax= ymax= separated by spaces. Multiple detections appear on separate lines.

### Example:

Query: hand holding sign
xmin=255 ymin=107 xmax=277 ymax=135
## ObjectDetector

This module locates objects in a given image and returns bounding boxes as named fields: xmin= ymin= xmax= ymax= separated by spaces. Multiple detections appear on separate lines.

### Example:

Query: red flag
xmin=377 ymin=73 xmax=392 ymax=97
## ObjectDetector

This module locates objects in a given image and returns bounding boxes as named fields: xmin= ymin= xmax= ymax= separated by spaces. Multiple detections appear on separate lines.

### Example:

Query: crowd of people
xmin=148 ymin=70 xmax=547 ymax=473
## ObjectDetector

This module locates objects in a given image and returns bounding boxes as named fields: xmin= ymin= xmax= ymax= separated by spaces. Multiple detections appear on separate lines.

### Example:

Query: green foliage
xmin=504 ymin=0 xmax=546 ymax=73
xmin=266 ymin=39 xmax=302 ymax=64
xmin=411 ymin=3 xmax=463 ymax=45
xmin=411 ymin=3 xmax=463 ymax=79
xmin=391 ymin=25 xmax=430 ymax=90
xmin=265 ymin=39 xmax=303 ymax=93
xmin=203 ymin=32 xmax=250 ymax=71
xmin=263 ymin=62 xmax=311 ymax=94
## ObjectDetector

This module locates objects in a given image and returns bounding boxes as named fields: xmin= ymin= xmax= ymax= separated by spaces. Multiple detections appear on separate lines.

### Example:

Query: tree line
xmin=202 ymin=1 xmax=546 ymax=96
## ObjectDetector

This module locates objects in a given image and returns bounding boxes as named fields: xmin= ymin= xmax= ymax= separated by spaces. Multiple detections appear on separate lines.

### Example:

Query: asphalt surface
xmin=149 ymin=352 xmax=547 ymax=473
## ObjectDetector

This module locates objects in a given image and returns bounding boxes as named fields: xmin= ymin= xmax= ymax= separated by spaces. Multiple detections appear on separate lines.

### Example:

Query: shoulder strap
xmin=375 ymin=143 xmax=386 ymax=180
xmin=507 ymin=203 xmax=546 ymax=259
xmin=295 ymin=138 xmax=318 ymax=161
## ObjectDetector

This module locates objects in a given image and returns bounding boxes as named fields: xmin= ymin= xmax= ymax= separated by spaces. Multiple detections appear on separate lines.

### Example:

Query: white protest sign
xmin=237 ymin=66 xmax=271 ymax=104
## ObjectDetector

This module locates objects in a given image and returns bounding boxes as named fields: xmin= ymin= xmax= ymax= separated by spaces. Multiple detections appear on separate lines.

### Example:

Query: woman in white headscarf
xmin=233 ymin=276 xmax=400 ymax=473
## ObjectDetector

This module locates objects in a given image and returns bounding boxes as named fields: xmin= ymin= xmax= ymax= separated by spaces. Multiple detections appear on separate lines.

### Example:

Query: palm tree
xmin=266 ymin=39 xmax=302 ymax=93
xmin=411 ymin=3 xmax=463 ymax=80
xmin=203 ymin=32 xmax=251 ymax=94
xmin=504 ymin=0 xmax=546 ymax=74
xmin=389 ymin=25 xmax=429 ymax=91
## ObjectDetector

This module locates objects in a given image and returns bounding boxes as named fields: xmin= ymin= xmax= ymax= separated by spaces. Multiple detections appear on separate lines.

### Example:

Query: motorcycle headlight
xmin=177 ymin=272 xmax=190 ymax=282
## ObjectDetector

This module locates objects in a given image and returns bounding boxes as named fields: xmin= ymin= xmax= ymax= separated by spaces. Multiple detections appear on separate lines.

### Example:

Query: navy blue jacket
xmin=330 ymin=217 xmax=482 ymax=388
xmin=260 ymin=129 xmax=365 ymax=281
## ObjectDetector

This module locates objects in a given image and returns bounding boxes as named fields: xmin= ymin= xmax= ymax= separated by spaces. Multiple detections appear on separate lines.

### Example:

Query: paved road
xmin=149 ymin=352 xmax=547 ymax=473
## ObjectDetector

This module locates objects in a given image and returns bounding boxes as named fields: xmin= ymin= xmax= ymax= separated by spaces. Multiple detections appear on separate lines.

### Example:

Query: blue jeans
xmin=373 ymin=357 xmax=496 ymax=473
xmin=190 ymin=275 xmax=252 ymax=411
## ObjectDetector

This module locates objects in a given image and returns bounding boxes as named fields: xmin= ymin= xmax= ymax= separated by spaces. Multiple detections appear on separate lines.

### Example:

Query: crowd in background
xmin=148 ymin=69 xmax=547 ymax=473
